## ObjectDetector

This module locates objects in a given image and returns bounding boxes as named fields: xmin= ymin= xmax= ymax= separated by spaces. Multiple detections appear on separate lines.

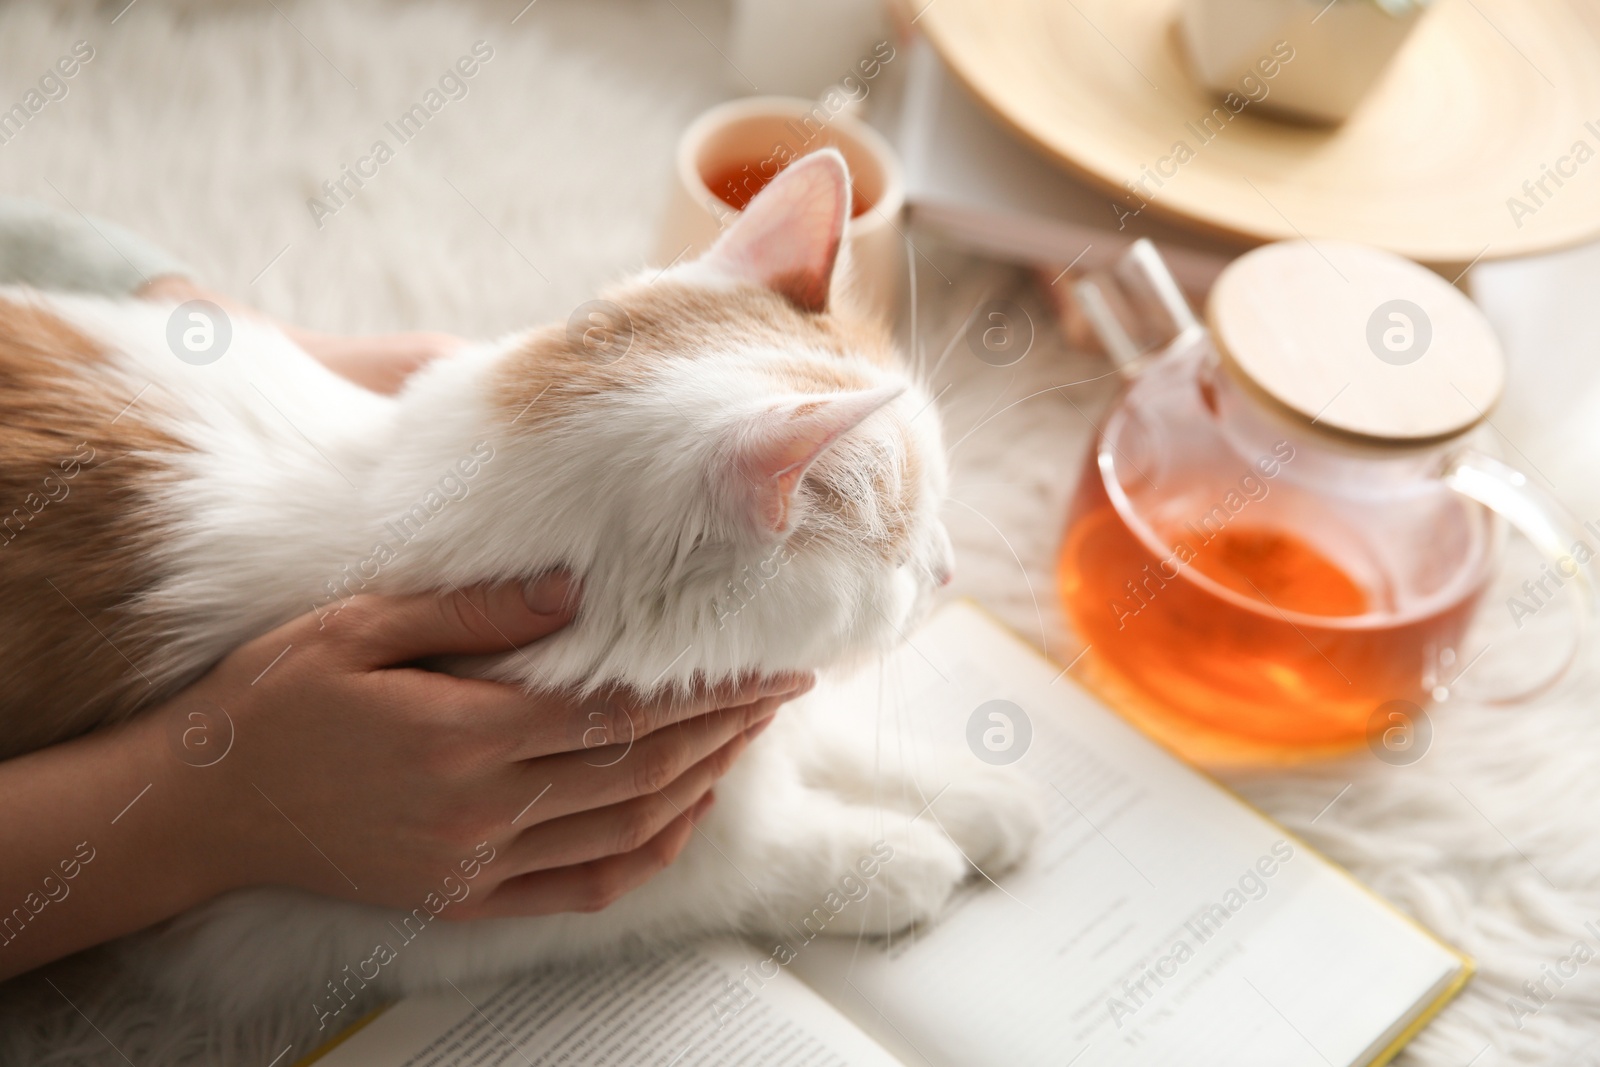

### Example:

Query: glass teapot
xmin=1057 ymin=239 xmax=1595 ymax=763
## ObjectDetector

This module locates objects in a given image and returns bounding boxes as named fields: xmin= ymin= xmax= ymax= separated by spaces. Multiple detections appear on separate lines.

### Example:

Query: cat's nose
xmin=933 ymin=560 xmax=954 ymax=587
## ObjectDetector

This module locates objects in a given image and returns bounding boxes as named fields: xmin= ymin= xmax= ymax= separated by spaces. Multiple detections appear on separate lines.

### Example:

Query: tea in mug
xmin=703 ymin=159 xmax=875 ymax=217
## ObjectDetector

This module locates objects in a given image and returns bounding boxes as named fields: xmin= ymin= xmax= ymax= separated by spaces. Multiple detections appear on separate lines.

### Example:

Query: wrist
xmin=0 ymin=697 xmax=243 ymax=981
xmin=118 ymin=695 xmax=251 ymax=907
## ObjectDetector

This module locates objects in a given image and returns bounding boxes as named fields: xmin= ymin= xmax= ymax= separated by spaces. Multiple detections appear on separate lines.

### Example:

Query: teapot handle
xmin=1443 ymin=448 xmax=1597 ymax=703
xmin=1071 ymin=239 xmax=1204 ymax=374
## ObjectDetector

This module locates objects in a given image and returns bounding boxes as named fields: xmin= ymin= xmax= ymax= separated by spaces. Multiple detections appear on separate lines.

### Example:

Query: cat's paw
xmin=848 ymin=820 xmax=970 ymax=935
xmin=922 ymin=769 xmax=1041 ymax=877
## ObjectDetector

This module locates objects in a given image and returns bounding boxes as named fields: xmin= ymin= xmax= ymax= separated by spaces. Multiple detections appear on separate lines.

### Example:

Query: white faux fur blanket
xmin=1 ymin=1 xmax=1598 ymax=1063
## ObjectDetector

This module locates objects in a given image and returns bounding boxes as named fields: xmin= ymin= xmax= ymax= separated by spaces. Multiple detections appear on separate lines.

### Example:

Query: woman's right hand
xmin=0 ymin=575 xmax=811 ymax=982
xmin=178 ymin=574 xmax=812 ymax=916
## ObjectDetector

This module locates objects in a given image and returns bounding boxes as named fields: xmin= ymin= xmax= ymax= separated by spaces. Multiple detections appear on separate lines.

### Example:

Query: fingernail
xmin=524 ymin=571 xmax=573 ymax=615
xmin=768 ymin=671 xmax=813 ymax=695
xmin=744 ymin=714 xmax=776 ymax=741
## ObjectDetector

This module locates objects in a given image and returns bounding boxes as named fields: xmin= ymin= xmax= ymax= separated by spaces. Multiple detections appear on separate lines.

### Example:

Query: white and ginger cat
xmin=0 ymin=151 xmax=1038 ymax=1016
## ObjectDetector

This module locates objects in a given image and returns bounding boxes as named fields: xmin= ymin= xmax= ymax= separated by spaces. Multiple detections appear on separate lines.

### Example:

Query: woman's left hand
xmin=137 ymin=275 xmax=465 ymax=395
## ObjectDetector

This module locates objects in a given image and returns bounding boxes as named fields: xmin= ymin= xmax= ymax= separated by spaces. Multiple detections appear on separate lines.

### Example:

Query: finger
xmin=501 ymin=727 xmax=752 ymax=873
xmin=520 ymin=695 xmax=782 ymax=822
xmin=311 ymin=335 xmax=462 ymax=395
xmin=465 ymin=791 xmax=714 ymax=919
xmin=325 ymin=573 xmax=577 ymax=667
xmin=467 ymin=670 xmax=809 ymax=762
xmin=554 ymin=670 xmax=815 ymax=751
xmin=518 ymin=697 xmax=780 ymax=825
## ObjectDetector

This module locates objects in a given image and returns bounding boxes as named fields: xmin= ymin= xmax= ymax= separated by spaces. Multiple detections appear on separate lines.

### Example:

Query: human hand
xmin=170 ymin=576 xmax=812 ymax=916
xmin=136 ymin=275 xmax=465 ymax=395
xmin=283 ymin=330 xmax=467 ymax=394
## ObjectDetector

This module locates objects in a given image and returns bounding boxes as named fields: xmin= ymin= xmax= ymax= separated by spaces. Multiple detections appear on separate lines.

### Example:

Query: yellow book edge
xmin=298 ymin=599 xmax=1476 ymax=1067
xmin=296 ymin=1007 xmax=385 ymax=1066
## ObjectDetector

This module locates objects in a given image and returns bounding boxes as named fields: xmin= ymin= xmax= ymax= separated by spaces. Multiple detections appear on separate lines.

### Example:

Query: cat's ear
xmin=698 ymin=149 xmax=850 ymax=314
xmin=726 ymin=383 xmax=904 ymax=536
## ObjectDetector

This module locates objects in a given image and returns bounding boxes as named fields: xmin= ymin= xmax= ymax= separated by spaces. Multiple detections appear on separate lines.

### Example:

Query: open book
xmin=306 ymin=601 xmax=1470 ymax=1067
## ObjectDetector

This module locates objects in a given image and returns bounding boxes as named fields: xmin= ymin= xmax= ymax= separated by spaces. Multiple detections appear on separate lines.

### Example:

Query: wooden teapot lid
xmin=1207 ymin=240 xmax=1505 ymax=445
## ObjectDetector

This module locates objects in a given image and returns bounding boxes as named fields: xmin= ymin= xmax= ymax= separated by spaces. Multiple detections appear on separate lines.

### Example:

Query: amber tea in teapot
xmin=1057 ymin=240 xmax=1593 ymax=760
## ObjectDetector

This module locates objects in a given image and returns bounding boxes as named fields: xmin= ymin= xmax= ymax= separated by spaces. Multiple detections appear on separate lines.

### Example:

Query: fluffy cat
xmin=0 ymin=150 xmax=1037 ymax=1016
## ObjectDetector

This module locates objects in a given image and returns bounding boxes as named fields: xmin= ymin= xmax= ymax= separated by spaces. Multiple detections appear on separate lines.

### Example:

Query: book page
xmin=787 ymin=602 xmax=1465 ymax=1067
xmin=311 ymin=941 xmax=903 ymax=1067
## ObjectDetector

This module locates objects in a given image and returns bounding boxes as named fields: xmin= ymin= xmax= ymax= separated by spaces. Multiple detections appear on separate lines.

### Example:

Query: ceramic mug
xmin=1179 ymin=0 xmax=1429 ymax=124
xmin=656 ymin=96 xmax=907 ymax=322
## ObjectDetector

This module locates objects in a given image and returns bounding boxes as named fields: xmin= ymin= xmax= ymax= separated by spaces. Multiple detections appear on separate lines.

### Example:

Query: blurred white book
xmin=890 ymin=35 xmax=1239 ymax=294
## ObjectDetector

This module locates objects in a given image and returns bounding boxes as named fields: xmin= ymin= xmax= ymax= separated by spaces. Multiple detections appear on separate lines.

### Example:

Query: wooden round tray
xmin=917 ymin=0 xmax=1600 ymax=266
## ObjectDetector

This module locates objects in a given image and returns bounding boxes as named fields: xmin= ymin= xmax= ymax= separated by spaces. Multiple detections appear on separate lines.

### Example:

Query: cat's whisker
xmin=904 ymin=229 xmax=920 ymax=379
xmin=944 ymin=497 xmax=1050 ymax=660
xmin=945 ymin=372 xmax=1121 ymax=459
xmin=906 ymin=381 xmax=951 ymax=425
xmin=920 ymin=805 xmax=1041 ymax=916
xmin=924 ymin=293 xmax=987 ymax=390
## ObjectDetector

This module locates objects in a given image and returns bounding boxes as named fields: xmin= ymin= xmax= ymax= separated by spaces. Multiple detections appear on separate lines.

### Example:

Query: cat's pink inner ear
xmin=734 ymin=383 xmax=905 ymax=535
xmin=701 ymin=149 xmax=851 ymax=314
